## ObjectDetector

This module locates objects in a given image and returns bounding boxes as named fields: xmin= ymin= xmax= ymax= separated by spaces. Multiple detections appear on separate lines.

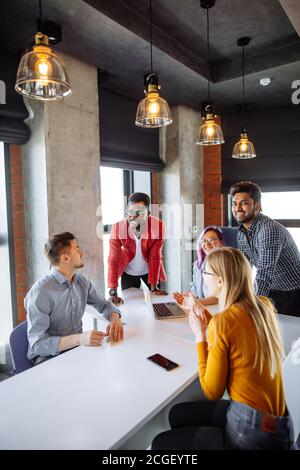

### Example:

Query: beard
xmin=129 ymin=218 xmax=141 ymax=230
xmin=234 ymin=211 xmax=255 ymax=224
xmin=128 ymin=215 xmax=147 ymax=231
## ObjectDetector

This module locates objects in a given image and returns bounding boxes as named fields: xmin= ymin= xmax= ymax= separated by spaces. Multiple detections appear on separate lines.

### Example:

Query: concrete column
xmin=23 ymin=53 xmax=104 ymax=291
xmin=156 ymin=106 xmax=204 ymax=292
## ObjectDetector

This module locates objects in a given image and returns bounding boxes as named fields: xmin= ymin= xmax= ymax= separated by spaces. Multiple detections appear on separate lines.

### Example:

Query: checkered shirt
xmin=237 ymin=213 xmax=300 ymax=296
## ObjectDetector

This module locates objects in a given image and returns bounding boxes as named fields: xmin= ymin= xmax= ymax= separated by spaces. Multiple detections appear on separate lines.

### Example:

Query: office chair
xmin=9 ymin=321 xmax=33 ymax=374
xmin=219 ymin=226 xmax=239 ymax=248
xmin=282 ymin=335 xmax=300 ymax=445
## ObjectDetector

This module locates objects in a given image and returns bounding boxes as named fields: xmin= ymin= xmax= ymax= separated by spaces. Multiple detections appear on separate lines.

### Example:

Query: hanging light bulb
xmin=15 ymin=32 xmax=71 ymax=101
xmin=196 ymin=0 xmax=224 ymax=145
xmin=232 ymin=37 xmax=256 ymax=159
xmin=135 ymin=0 xmax=172 ymax=128
xmin=15 ymin=0 xmax=71 ymax=101
xmin=135 ymin=73 xmax=172 ymax=127
xmin=232 ymin=127 xmax=256 ymax=159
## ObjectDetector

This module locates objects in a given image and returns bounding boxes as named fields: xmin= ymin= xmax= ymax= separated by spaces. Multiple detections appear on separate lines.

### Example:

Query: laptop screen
xmin=140 ymin=278 xmax=152 ymax=308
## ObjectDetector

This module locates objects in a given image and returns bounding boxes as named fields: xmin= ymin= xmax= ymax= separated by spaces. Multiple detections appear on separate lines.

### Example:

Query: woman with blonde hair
xmin=152 ymin=247 xmax=294 ymax=450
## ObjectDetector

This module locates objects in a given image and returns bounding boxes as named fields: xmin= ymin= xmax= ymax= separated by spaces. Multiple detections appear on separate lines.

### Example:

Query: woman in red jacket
xmin=107 ymin=192 xmax=167 ymax=305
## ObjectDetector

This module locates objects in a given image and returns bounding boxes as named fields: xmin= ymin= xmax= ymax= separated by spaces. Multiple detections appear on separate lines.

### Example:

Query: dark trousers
xmin=269 ymin=288 xmax=300 ymax=317
xmin=121 ymin=271 xmax=149 ymax=290
xmin=32 ymin=355 xmax=52 ymax=366
xmin=152 ymin=400 xmax=294 ymax=450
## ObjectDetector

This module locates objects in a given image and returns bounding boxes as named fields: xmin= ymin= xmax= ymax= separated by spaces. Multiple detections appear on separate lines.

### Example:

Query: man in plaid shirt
xmin=230 ymin=181 xmax=300 ymax=316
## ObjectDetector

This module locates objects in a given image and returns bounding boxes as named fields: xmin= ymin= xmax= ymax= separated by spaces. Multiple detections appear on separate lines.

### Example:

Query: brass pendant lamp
xmin=15 ymin=0 xmax=72 ymax=101
xmin=135 ymin=0 xmax=172 ymax=128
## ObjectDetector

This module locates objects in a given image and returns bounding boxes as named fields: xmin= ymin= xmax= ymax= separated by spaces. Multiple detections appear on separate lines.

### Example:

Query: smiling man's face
xmin=232 ymin=192 xmax=260 ymax=226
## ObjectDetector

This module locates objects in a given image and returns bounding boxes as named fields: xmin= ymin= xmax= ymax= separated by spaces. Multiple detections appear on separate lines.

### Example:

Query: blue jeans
xmin=225 ymin=400 xmax=294 ymax=450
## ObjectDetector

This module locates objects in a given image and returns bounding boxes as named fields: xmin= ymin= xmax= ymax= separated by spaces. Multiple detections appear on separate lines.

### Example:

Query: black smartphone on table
xmin=147 ymin=353 xmax=179 ymax=371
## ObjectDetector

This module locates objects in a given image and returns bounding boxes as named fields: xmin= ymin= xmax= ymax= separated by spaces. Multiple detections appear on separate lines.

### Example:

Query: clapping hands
xmin=173 ymin=291 xmax=196 ymax=314
xmin=173 ymin=291 xmax=209 ymax=343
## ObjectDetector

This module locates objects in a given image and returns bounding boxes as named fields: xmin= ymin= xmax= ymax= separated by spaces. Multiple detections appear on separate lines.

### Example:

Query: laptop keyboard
xmin=153 ymin=303 xmax=174 ymax=319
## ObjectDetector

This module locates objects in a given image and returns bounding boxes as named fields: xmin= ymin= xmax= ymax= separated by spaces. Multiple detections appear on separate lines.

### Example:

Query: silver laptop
xmin=140 ymin=279 xmax=186 ymax=320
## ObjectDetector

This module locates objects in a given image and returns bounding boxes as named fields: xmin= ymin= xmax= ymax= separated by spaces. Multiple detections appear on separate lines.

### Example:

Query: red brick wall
xmin=9 ymin=144 xmax=27 ymax=322
xmin=203 ymin=116 xmax=225 ymax=226
xmin=151 ymin=172 xmax=158 ymax=205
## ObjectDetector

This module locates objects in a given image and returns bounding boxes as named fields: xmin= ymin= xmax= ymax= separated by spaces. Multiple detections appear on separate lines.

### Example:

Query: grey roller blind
xmin=99 ymin=87 xmax=163 ymax=172
xmin=221 ymin=106 xmax=300 ymax=193
xmin=0 ymin=51 xmax=30 ymax=144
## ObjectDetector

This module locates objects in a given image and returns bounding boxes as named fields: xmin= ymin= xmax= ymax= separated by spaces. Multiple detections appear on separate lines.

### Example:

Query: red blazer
xmin=108 ymin=216 xmax=167 ymax=287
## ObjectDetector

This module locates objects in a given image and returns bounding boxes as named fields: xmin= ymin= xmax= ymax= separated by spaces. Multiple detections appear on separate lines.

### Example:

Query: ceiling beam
xmin=279 ymin=0 xmax=300 ymax=38
xmin=212 ymin=41 xmax=300 ymax=82
xmin=82 ymin=0 xmax=209 ymax=80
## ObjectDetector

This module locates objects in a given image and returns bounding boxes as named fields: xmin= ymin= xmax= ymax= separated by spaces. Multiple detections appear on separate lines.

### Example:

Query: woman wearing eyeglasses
xmin=190 ymin=226 xmax=224 ymax=305
xmin=152 ymin=247 xmax=293 ymax=450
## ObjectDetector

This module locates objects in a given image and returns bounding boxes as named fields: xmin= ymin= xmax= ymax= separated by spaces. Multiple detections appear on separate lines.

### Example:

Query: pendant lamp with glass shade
xmin=135 ymin=0 xmax=172 ymax=128
xmin=196 ymin=0 xmax=224 ymax=145
xmin=15 ymin=0 xmax=72 ymax=101
xmin=232 ymin=37 xmax=256 ymax=159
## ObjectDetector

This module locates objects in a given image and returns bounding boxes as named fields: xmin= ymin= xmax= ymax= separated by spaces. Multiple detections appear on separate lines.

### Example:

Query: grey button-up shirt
xmin=25 ymin=268 xmax=121 ymax=360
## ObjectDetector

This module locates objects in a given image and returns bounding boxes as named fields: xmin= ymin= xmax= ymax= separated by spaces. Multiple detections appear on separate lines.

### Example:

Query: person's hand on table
xmin=80 ymin=330 xmax=107 ymax=346
xmin=151 ymin=288 xmax=168 ymax=296
xmin=106 ymin=313 xmax=124 ymax=343
xmin=109 ymin=295 xmax=124 ymax=305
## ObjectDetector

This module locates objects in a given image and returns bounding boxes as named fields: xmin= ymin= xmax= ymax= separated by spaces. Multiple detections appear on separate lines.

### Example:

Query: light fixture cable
xmin=39 ymin=0 xmax=43 ymax=22
xmin=237 ymin=36 xmax=250 ymax=132
xmin=206 ymin=6 xmax=211 ymax=103
xmin=149 ymin=0 xmax=153 ymax=74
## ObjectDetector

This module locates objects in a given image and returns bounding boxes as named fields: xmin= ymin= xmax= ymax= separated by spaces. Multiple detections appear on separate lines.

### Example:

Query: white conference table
xmin=0 ymin=288 xmax=209 ymax=450
xmin=0 ymin=288 xmax=299 ymax=450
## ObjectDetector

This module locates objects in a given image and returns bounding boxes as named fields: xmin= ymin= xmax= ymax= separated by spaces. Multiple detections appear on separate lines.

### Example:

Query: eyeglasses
xmin=126 ymin=209 xmax=147 ymax=217
xmin=200 ymin=237 xmax=220 ymax=245
xmin=203 ymin=270 xmax=216 ymax=276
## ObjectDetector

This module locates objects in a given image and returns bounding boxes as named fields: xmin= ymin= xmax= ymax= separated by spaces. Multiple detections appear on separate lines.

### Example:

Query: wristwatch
xmin=109 ymin=288 xmax=118 ymax=297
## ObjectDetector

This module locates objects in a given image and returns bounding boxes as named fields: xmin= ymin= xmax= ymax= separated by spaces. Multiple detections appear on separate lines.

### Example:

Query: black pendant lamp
xmin=196 ymin=0 xmax=224 ymax=145
xmin=232 ymin=37 xmax=256 ymax=159
xmin=135 ymin=0 xmax=172 ymax=128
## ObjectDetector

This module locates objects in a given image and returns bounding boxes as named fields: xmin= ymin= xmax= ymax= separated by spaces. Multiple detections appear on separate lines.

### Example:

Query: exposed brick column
xmin=151 ymin=172 xmax=158 ymax=205
xmin=9 ymin=144 xmax=27 ymax=322
xmin=203 ymin=116 xmax=225 ymax=226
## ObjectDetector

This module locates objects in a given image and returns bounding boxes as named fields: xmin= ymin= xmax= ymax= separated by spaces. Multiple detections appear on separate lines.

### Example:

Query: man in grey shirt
xmin=25 ymin=232 xmax=124 ymax=365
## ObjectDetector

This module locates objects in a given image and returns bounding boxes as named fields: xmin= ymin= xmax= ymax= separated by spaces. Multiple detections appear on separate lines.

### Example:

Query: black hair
xmin=230 ymin=181 xmax=261 ymax=204
xmin=128 ymin=192 xmax=150 ymax=208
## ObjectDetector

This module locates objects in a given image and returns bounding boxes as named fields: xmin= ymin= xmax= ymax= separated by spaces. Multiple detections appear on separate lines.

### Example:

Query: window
xmin=227 ymin=191 xmax=300 ymax=251
xmin=100 ymin=167 xmax=152 ymax=291
xmin=0 ymin=142 xmax=14 ymax=363
xmin=133 ymin=170 xmax=151 ymax=195
xmin=261 ymin=192 xmax=300 ymax=250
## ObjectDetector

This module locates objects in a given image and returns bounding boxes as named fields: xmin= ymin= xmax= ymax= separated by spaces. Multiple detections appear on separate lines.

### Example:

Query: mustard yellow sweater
xmin=197 ymin=303 xmax=286 ymax=416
